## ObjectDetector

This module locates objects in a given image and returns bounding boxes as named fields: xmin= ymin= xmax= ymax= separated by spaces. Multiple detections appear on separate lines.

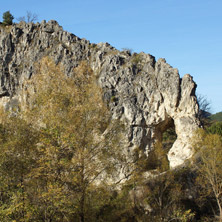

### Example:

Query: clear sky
xmin=1 ymin=0 xmax=222 ymax=113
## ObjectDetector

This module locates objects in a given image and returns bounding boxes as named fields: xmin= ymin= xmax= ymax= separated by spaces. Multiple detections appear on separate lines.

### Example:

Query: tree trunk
xmin=80 ymin=156 xmax=85 ymax=222
xmin=219 ymin=206 xmax=222 ymax=222
xmin=80 ymin=189 xmax=85 ymax=222
xmin=216 ymin=197 xmax=222 ymax=222
xmin=21 ymin=172 xmax=25 ymax=221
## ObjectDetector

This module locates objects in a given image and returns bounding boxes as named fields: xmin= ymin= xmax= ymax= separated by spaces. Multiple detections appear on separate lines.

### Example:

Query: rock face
xmin=0 ymin=20 xmax=200 ymax=168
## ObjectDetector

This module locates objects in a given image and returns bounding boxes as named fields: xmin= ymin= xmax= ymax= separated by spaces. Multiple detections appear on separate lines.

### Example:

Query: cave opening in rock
xmin=145 ymin=117 xmax=177 ymax=171
xmin=154 ymin=116 xmax=177 ymax=152
xmin=162 ymin=119 xmax=177 ymax=152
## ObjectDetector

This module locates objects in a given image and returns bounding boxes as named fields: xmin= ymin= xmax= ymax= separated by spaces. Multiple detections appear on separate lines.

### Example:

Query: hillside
xmin=210 ymin=111 xmax=222 ymax=121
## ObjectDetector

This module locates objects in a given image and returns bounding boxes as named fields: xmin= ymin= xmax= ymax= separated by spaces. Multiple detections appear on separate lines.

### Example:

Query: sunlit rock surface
xmin=0 ymin=20 xmax=200 ymax=168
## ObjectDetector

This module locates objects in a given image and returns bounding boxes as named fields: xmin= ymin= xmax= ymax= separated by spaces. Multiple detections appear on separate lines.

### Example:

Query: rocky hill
xmin=0 ymin=20 xmax=200 ymax=168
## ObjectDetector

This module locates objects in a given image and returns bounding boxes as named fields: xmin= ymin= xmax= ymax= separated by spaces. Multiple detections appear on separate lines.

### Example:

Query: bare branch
xmin=16 ymin=11 xmax=38 ymax=23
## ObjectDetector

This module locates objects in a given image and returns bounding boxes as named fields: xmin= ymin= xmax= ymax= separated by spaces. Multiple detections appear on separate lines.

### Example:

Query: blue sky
xmin=2 ymin=0 xmax=222 ymax=113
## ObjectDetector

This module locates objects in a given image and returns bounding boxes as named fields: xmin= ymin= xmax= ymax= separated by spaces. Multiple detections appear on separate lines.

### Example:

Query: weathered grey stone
xmin=0 ymin=21 xmax=200 ymax=169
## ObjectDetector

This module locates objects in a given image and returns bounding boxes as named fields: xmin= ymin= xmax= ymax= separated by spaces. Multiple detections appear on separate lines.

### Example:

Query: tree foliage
xmin=2 ymin=11 xmax=14 ymax=25
xmin=0 ymin=110 xmax=40 ymax=221
xmin=0 ymin=57 xmax=126 ymax=221
xmin=192 ymin=129 xmax=222 ymax=221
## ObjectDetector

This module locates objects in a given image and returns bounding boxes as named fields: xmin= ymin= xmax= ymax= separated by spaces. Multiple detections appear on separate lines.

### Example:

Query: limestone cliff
xmin=0 ymin=20 xmax=200 ymax=168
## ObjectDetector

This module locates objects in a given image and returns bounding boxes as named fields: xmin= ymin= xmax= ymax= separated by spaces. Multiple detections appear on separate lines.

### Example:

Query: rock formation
xmin=0 ymin=20 xmax=200 ymax=168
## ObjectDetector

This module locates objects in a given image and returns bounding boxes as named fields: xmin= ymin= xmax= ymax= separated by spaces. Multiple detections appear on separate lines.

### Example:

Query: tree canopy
xmin=0 ymin=57 xmax=126 ymax=221
xmin=2 ymin=11 xmax=14 ymax=25
xmin=192 ymin=129 xmax=222 ymax=221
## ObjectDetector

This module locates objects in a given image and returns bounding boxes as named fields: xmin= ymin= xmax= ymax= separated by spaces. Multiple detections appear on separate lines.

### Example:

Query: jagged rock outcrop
xmin=0 ymin=20 xmax=200 ymax=168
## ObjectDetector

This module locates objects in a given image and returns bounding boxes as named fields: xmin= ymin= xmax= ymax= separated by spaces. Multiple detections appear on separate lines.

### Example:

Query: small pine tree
xmin=2 ymin=11 xmax=14 ymax=25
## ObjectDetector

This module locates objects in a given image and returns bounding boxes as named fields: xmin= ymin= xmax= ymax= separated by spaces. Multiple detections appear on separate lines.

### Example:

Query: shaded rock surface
xmin=0 ymin=20 xmax=200 ymax=168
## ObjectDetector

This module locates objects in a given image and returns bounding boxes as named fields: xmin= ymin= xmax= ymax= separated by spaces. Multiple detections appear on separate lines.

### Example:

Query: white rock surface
xmin=0 ymin=21 xmax=200 ymax=169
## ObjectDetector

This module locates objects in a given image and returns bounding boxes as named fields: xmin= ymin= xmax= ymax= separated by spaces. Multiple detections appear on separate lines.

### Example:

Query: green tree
xmin=2 ymin=11 xmax=14 ymax=25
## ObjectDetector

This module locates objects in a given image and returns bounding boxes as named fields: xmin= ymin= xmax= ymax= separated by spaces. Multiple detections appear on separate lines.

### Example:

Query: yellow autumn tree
xmin=21 ymin=57 xmax=125 ymax=222
xmin=192 ymin=129 xmax=222 ymax=222
xmin=0 ymin=110 xmax=40 ymax=222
